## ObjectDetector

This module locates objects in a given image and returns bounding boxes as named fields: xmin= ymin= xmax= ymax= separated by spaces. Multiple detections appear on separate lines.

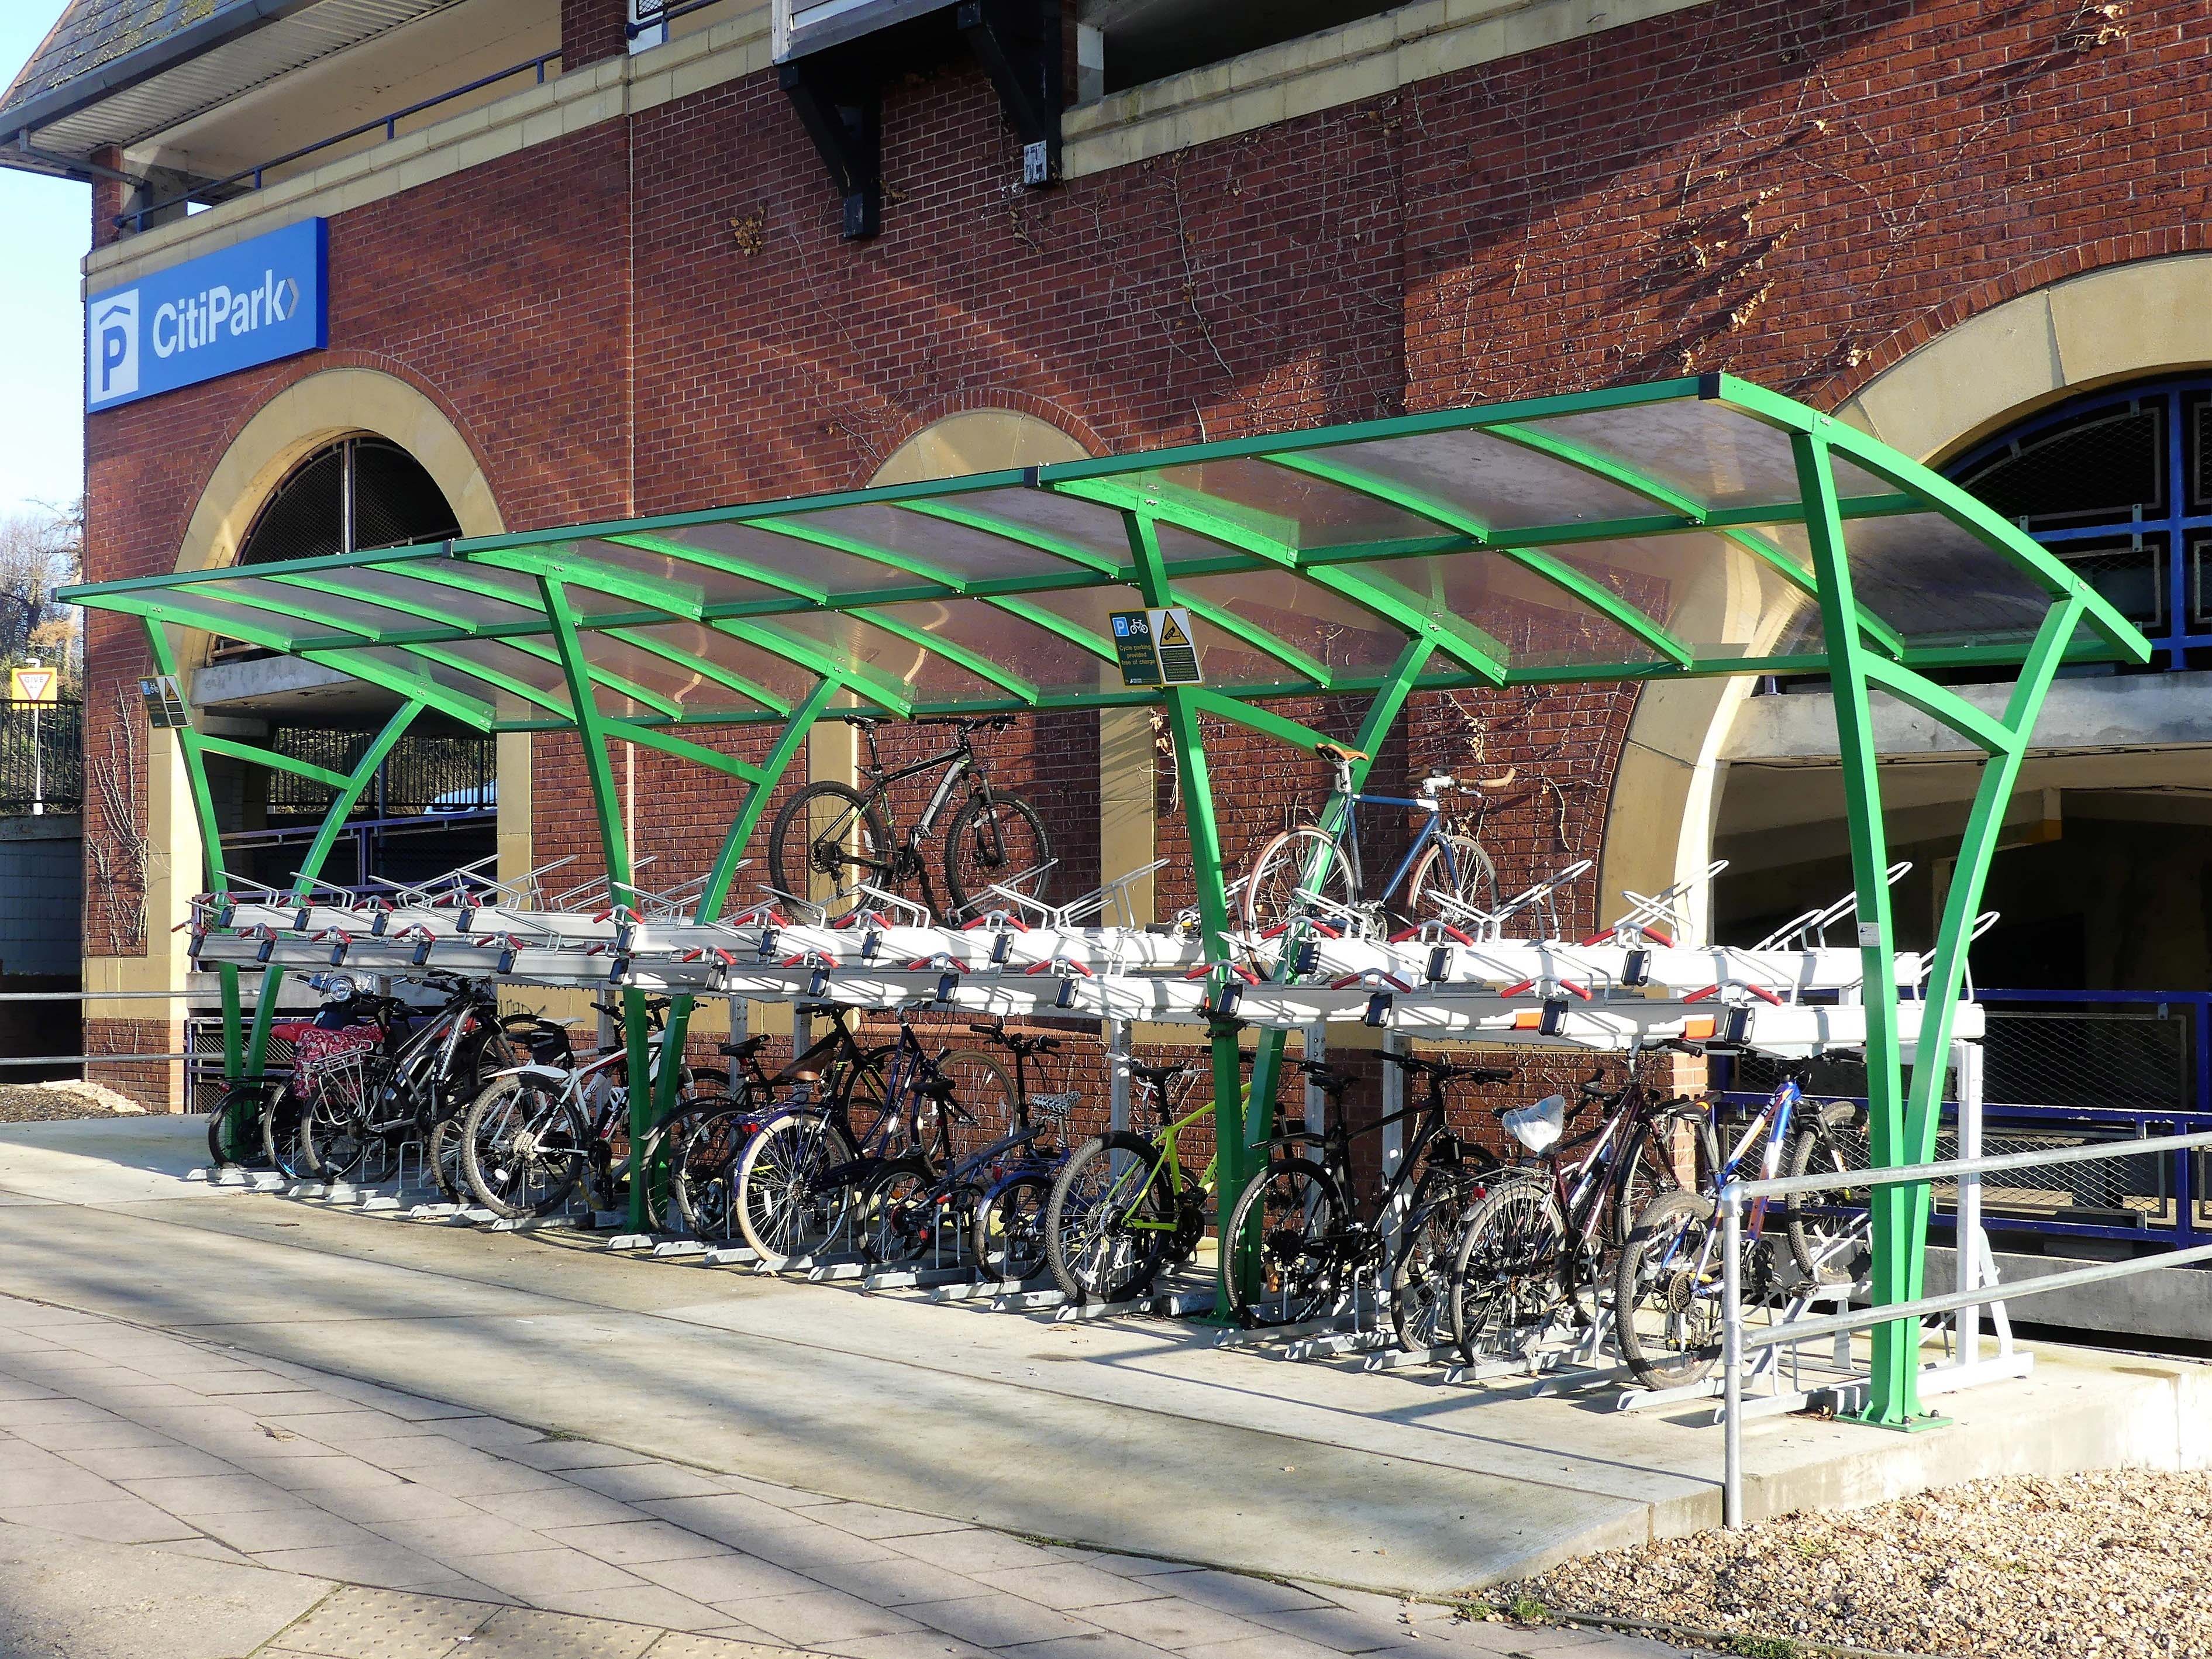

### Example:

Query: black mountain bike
xmin=767 ymin=714 xmax=1050 ymax=920
xmin=1222 ymin=1052 xmax=1512 ymax=1330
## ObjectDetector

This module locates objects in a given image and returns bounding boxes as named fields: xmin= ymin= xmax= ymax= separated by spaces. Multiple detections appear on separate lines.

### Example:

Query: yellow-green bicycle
xmin=1043 ymin=1059 xmax=1225 ymax=1305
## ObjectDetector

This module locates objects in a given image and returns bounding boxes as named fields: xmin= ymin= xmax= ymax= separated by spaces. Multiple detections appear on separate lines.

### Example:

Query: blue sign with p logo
xmin=86 ymin=218 xmax=328 ymax=412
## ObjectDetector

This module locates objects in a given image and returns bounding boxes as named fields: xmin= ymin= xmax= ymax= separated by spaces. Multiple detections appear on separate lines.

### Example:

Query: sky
xmin=0 ymin=5 xmax=91 ymax=525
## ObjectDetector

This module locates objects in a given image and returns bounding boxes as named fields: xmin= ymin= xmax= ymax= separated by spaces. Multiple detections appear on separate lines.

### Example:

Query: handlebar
xmin=1381 ymin=1051 xmax=1513 ymax=1086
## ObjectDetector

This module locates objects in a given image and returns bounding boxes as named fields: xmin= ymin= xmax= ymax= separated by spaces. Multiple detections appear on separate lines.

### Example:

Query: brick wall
xmin=80 ymin=0 xmax=2208 ymax=1104
xmin=562 ymin=0 xmax=630 ymax=71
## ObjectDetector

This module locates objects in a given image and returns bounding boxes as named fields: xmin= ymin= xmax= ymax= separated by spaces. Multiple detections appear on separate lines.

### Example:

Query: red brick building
xmin=6 ymin=0 xmax=2208 ymax=1107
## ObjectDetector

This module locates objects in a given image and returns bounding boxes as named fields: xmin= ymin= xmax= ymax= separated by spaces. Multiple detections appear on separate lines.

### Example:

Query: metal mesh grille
xmin=2048 ymin=534 xmax=2168 ymax=629
xmin=1955 ymin=402 xmax=2163 ymax=529
xmin=264 ymin=729 xmax=495 ymax=815
xmin=1984 ymin=1007 xmax=2191 ymax=1112
xmin=1821 ymin=1118 xmax=2174 ymax=1231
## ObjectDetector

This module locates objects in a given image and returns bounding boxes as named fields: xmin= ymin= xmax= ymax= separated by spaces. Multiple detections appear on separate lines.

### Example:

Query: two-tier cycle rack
xmin=64 ymin=372 xmax=2152 ymax=1429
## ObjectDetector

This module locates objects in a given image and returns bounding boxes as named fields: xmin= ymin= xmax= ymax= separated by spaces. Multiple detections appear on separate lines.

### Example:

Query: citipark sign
xmin=86 ymin=219 xmax=328 ymax=412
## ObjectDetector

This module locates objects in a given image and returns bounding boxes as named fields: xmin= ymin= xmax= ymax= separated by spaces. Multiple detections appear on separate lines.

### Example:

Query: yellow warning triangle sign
xmin=1157 ymin=611 xmax=1191 ymax=649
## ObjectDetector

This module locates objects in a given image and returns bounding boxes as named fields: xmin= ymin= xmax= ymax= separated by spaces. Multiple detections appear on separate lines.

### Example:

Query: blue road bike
xmin=1240 ymin=741 xmax=1501 ymax=935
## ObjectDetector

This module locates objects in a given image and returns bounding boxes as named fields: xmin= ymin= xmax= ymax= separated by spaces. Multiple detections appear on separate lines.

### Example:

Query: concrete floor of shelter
xmin=0 ymin=1116 xmax=2201 ymax=1606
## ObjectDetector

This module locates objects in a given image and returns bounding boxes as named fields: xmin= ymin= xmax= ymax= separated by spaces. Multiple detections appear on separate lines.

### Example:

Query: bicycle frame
xmin=1117 ymin=1090 xmax=1228 ymax=1233
xmin=1333 ymin=789 xmax=1456 ymax=910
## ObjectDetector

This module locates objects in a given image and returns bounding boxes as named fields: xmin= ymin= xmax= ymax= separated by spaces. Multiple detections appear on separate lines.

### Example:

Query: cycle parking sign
xmin=1110 ymin=608 xmax=1203 ymax=688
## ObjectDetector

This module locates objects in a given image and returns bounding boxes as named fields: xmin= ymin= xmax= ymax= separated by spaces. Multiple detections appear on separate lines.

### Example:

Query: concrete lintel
xmin=1722 ymin=670 xmax=2212 ymax=763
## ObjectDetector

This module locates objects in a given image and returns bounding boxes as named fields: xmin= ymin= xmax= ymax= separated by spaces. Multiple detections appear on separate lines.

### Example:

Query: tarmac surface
xmin=0 ymin=1114 xmax=2197 ymax=1656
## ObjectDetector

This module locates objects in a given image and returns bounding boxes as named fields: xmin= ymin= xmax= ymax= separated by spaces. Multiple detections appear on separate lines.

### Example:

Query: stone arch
xmin=1597 ymin=252 xmax=2212 ymax=942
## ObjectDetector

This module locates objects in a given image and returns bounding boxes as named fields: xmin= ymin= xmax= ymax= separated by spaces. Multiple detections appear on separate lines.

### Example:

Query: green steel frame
xmin=68 ymin=376 xmax=2151 ymax=1426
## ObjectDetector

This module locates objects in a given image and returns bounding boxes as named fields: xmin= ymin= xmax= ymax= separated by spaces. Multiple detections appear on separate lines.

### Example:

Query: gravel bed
xmin=1481 ymin=1468 xmax=2212 ymax=1657
xmin=0 ymin=1080 xmax=147 ymax=1123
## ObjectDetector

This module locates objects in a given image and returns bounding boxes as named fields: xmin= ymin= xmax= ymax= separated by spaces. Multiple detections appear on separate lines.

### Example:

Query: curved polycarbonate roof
xmin=64 ymin=374 xmax=2150 ymax=739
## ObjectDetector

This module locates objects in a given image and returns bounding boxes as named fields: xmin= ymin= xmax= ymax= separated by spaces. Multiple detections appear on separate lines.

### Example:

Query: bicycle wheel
xmin=1405 ymin=832 xmax=1497 ymax=922
xmin=671 ymin=1106 xmax=750 ymax=1241
xmin=860 ymin=1157 xmax=949 ymax=1268
xmin=1613 ymin=1189 xmax=1726 ymax=1389
xmin=1241 ymin=825 xmax=1356 ymax=935
xmin=734 ymin=1111 xmax=858 ymax=1268
xmin=1222 ymin=1155 xmax=1349 ymax=1328
xmin=932 ymin=1047 xmax=1019 ymax=1164
xmin=206 ymin=1085 xmax=260 ymax=1170
xmin=1389 ymin=1162 xmax=1487 ymax=1352
xmin=1448 ymin=1173 xmax=1566 ymax=1359
xmin=943 ymin=793 xmax=1052 ymax=919
xmin=1045 ymin=1132 xmax=1174 ymax=1305
xmin=1787 ymin=1103 xmax=1871 ymax=1285
xmin=427 ymin=1111 xmax=470 ymax=1204
xmin=974 ymin=1171 xmax=1053 ymax=1284
xmin=768 ymin=782 xmax=893 ymax=917
xmin=460 ymin=1075 xmax=590 ymax=1219
xmin=300 ymin=1064 xmax=374 ymax=1184
xmin=260 ymin=1083 xmax=314 ymax=1181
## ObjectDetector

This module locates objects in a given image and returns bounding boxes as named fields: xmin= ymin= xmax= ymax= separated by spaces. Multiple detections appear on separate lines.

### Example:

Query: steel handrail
xmin=119 ymin=51 xmax=563 ymax=233
xmin=1717 ymin=1125 xmax=2212 ymax=1527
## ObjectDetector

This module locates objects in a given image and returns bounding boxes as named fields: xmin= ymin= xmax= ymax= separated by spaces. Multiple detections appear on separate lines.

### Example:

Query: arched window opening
xmin=237 ymin=435 xmax=461 ymax=567
xmin=1946 ymin=378 xmax=2212 ymax=672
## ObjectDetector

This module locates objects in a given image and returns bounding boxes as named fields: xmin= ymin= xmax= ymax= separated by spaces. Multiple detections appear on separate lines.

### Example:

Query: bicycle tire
xmin=260 ymin=1083 xmax=313 ymax=1181
xmin=427 ymin=1111 xmax=469 ymax=1204
xmin=1241 ymin=825 xmax=1356 ymax=935
xmin=1045 ymin=1132 xmax=1174 ymax=1305
xmin=1405 ymin=832 xmax=1497 ymax=922
xmin=460 ymin=1075 xmax=590 ymax=1219
xmin=859 ymin=1156 xmax=949 ymax=1267
xmin=768 ymin=782 xmax=893 ymax=917
xmin=671 ymin=1106 xmax=752 ymax=1241
xmin=1612 ymin=1189 xmax=1725 ymax=1389
xmin=205 ymin=1085 xmax=260 ymax=1170
xmin=1388 ymin=1161 xmax=1488 ymax=1352
xmin=974 ymin=1171 xmax=1054 ymax=1285
xmin=299 ymin=1071 xmax=374 ymax=1185
xmin=942 ymin=793 xmax=1052 ymax=920
xmin=1787 ymin=1102 xmax=1871 ymax=1285
xmin=1222 ymin=1155 xmax=1350 ymax=1329
xmin=1447 ymin=1172 xmax=1567 ymax=1360
xmin=931 ymin=1046 xmax=1019 ymax=1165
xmin=733 ymin=1110 xmax=859 ymax=1268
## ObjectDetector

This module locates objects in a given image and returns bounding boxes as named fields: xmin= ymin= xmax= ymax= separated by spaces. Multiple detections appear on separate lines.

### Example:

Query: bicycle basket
xmin=294 ymin=1024 xmax=379 ymax=1092
xmin=1029 ymin=1090 xmax=1080 ymax=1121
xmin=306 ymin=1047 xmax=375 ymax=1114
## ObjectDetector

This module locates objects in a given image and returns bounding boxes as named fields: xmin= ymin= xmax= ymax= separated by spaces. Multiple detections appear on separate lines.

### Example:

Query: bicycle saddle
xmin=721 ymin=1035 xmax=769 ymax=1060
xmin=1312 ymin=741 xmax=1370 ymax=763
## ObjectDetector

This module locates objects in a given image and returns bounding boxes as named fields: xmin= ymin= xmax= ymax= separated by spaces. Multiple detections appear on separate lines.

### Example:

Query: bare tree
xmin=0 ymin=500 xmax=83 ymax=677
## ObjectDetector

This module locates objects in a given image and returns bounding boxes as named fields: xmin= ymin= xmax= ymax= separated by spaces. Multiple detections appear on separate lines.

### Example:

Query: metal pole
xmin=1722 ymin=1182 xmax=1744 ymax=1529
xmin=1381 ymin=1027 xmax=1408 ymax=1251
xmin=1108 ymin=1018 xmax=1131 ymax=1134
xmin=31 ymin=700 xmax=42 ymax=815
xmin=1954 ymin=1039 xmax=1983 ymax=1370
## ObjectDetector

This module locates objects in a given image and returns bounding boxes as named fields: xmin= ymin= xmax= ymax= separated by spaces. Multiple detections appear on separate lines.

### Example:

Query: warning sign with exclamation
xmin=1147 ymin=607 xmax=1203 ymax=685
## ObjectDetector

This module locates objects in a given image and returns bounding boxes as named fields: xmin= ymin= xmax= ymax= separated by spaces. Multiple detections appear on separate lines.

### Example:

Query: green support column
xmin=648 ymin=679 xmax=845 ymax=1143
xmin=539 ymin=579 xmax=655 ymax=1228
xmin=1893 ymin=594 xmax=2085 ymax=1303
xmin=1793 ymin=431 xmax=1923 ymax=1426
xmin=242 ymin=698 xmax=426 ymax=1078
xmin=1243 ymin=635 xmax=1439 ymax=1142
xmin=1123 ymin=512 xmax=1249 ymax=1305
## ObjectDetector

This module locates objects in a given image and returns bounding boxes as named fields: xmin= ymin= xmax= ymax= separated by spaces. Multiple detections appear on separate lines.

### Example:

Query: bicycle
xmin=457 ymin=997 xmax=718 ymax=1221
xmin=862 ymin=1023 xmax=1080 ymax=1279
xmin=1241 ymin=742 xmax=1500 ymax=935
xmin=1444 ymin=1056 xmax=1707 ymax=1363
xmin=1611 ymin=1065 xmax=1867 ymax=1389
xmin=1043 ymin=1058 xmax=1218 ymax=1306
xmin=728 ymin=1007 xmax=1017 ymax=1267
xmin=1221 ymin=1052 xmax=1512 ymax=1331
xmin=767 ymin=714 xmax=1051 ymax=921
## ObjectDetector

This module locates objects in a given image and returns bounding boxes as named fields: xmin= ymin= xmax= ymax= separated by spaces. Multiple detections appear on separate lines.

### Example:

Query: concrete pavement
xmin=0 ymin=1113 xmax=2198 ymax=1643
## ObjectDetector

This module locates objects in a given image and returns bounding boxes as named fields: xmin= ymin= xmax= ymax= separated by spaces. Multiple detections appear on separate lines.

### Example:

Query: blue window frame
xmin=1947 ymin=377 xmax=2212 ymax=671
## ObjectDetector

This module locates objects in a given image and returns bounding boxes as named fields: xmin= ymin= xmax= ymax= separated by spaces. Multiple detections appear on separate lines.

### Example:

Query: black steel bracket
xmin=957 ymin=0 xmax=1062 ymax=185
xmin=779 ymin=55 xmax=882 ymax=240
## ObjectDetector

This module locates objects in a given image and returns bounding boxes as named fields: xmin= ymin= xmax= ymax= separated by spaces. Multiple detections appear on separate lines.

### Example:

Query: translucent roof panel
xmin=1508 ymin=399 xmax=1896 ymax=512
xmin=1360 ymin=551 xmax=1660 ymax=670
xmin=1765 ymin=514 xmax=2056 ymax=646
xmin=1173 ymin=570 xmax=1418 ymax=680
xmin=1311 ymin=428 xmax=1664 ymax=532
xmin=67 ymin=377 xmax=2147 ymax=735
xmin=1121 ymin=459 xmax=1459 ymax=553
xmin=1543 ymin=531 xmax=1829 ymax=661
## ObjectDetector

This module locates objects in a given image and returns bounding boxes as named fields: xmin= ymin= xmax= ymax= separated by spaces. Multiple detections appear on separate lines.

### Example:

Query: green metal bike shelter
xmin=64 ymin=373 xmax=2150 ymax=1429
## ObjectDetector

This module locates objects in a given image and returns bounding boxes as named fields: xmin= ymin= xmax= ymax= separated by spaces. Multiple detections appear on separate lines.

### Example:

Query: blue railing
xmin=1721 ymin=987 xmax=2212 ymax=1251
xmin=119 ymin=51 xmax=563 ymax=235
